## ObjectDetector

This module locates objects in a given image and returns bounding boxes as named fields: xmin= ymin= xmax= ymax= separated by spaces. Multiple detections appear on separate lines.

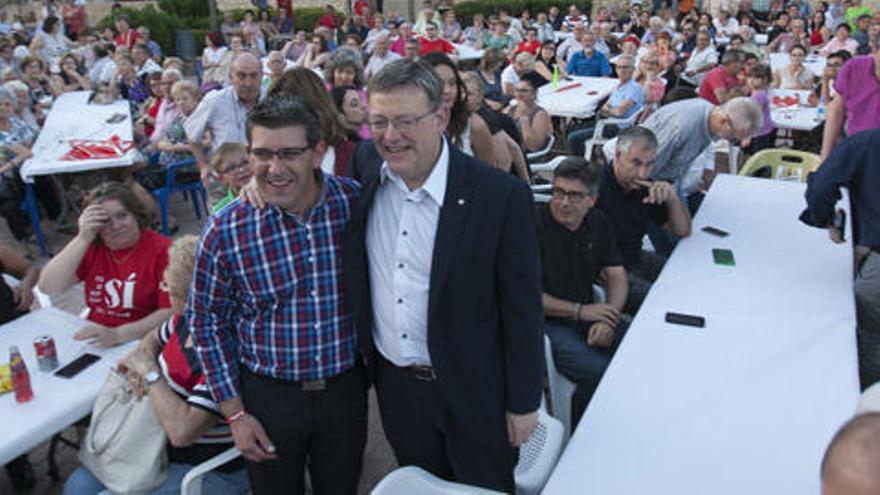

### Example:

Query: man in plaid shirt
xmin=187 ymin=94 xmax=366 ymax=494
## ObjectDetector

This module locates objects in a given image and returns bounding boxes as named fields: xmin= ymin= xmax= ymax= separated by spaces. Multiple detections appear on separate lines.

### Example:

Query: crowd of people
xmin=0 ymin=0 xmax=877 ymax=493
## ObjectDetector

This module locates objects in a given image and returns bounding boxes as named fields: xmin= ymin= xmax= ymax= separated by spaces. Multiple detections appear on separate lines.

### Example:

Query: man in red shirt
xmin=698 ymin=49 xmax=749 ymax=105
xmin=418 ymin=22 xmax=457 ymax=57
xmin=113 ymin=15 xmax=140 ymax=50
xmin=316 ymin=5 xmax=341 ymax=30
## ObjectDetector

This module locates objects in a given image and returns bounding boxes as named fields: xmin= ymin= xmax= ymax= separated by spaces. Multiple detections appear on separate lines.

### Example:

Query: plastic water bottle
xmin=9 ymin=346 xmax=33 ymax=403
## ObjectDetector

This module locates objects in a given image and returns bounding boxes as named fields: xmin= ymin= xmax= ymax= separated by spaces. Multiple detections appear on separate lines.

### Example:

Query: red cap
xmin=623 ymin=35 xmax=641 ymax=48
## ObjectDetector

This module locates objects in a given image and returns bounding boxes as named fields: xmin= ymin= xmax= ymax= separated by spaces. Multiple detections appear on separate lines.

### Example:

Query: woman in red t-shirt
xmin=38 ymin=182 xmax=172 ymax=347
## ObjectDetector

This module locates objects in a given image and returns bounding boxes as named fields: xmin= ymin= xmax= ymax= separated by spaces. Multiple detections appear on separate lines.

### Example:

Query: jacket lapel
xmin=429 ymin=147 xmax=472 ymax=309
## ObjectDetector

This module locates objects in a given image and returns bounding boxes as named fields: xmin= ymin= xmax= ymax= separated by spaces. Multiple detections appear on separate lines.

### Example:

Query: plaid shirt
xmin=187 ymin=174 xmax=361 ymax=402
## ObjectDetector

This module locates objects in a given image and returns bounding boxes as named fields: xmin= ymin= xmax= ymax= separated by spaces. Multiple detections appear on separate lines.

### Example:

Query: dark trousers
xmin=239 ymin=366 xmax=368 ymax=495
xmin=374 ymin=357 xmax=518 ymax=492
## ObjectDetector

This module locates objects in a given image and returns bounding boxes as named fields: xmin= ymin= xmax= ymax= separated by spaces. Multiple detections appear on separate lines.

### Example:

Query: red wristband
xmin=225 ymin=410 xmax=248 ymax=425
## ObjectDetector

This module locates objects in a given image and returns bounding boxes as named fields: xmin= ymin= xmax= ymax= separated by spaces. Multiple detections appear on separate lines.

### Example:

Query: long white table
xmin=20 ymin=91 xmax=139 ymax=256
xmin=544 ymin=174 xmax=859 ymax=495
xmin=771 ymin=89 xmax=824 ymax=131
xmin=537 ymin=76 xmax=619 ymax=119
xmin=0 ymin=308 xmax=136 ymax=466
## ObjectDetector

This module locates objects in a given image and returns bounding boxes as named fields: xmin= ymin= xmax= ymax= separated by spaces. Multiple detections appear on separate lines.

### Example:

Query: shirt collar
xmin=379 ymin=137 xmax=449 ymax=206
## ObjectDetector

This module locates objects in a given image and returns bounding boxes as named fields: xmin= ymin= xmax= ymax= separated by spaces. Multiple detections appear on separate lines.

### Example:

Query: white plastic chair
xmin=180 ymin=447 xmax=242 ymax=495
xmin=514 ymin=409 xmax=565 ymax=495
xmin=544 ymin=285 xmax=606 ymax=440
xmin=371 ymin=466 xmax=504 ymax=494
xmin=525 ymin=134 xmax=556 ymax=162
xmin=582 ymin=110 xmax=642 ymax=161
xmin=528 ymin=155 xmax=568 ymax=175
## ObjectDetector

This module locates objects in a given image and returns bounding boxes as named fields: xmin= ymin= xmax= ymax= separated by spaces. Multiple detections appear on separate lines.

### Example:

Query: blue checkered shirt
xmin=187 ymin=174 xmax=361 ymax=402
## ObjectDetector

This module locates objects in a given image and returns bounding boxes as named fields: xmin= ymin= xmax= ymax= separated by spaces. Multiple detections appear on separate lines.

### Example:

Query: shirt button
xmin=402 ymin=230 xmax=408 ymax=236
xmin=315 ymin=322 xmax=321 ymax=329
xmin=397 ymin=298 xmax=403 ymax=304
xmin=309 ymin=256 xmax=316 ymax=263
xmin=398 ymin=263 xmax=404 ymax=269
xmin=315 ymin=355 xmax=321 ymax=362
xmin=402 ymin=334 xmax=408 ymax=339
xmin=311 ymin=290 xmax=318 ymax=297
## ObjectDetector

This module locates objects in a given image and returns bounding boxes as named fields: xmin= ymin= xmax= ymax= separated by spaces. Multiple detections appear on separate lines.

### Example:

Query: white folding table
xmin=544 ymin=174 xmax=859 ymax=495
xmin=537 ymin=76 xmax=620 ymax=119
xmin=770 ymin=89 xmax=824 ymax=131
xmin=20 ymin=91 xmax=140 ymax=256
xmin=0 ymin=307 xmax=136 ymax=466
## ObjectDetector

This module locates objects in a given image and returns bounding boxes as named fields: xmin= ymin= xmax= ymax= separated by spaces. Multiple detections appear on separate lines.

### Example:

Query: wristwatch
xmin=143 ymin=370 xmax=161 ymax=389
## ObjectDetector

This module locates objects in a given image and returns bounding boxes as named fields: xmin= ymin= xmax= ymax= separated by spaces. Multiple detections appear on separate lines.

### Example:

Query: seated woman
xmin=331 ymin=85 xmax=370 ymax=140
xmin=296 ymin=34 xmax=332 ymax=70
xmin=534 ymin=40 xmax=569 ymax=83
xmin=323 ymin=46 xmax=366 ymax=93
xmin=63 ymin=235 xmax=249 ymax=495
xmin=0 ymin=87 xmax=39 ymax=241
xmin=269 ymin=68 xmax=357 ymax=176
xmin=507 ymin=72 xmax=553 ymax=155
xmin=772 ymin=44 xmax=816 ymax=90
xmin=461 ymin=71 xmax=530 ymax=182
xmin=201 ymin=32 xmax=229 ymax=91
xmin=52 ymin=52 xmax=91 ymax=93
xmin=634 ymin=51 xmax=667 ymax=121
xmin=38 ymin=182 xmax=172 ymax=347
xmin=208 ymin=142 xmax=252 ymax=213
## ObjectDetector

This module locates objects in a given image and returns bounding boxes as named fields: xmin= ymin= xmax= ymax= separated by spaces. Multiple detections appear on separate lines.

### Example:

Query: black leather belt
xmin=407 ymin=364 xmax=437 ymax=382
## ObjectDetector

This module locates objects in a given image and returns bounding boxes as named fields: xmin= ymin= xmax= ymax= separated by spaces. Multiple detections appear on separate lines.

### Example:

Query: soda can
xmin=34 ymin=335 xmax=58 ymax=372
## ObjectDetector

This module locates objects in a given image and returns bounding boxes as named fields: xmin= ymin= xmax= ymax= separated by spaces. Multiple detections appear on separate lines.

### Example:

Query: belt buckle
xmin=302 ymin=379 xmax=326 ymax=391
xmin=411 ymin=365 xmax=436 ymax=382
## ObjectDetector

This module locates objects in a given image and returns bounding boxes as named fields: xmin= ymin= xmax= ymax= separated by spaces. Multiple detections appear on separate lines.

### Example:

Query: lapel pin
xmin=457 ymin=198 xmax=466 ymax=206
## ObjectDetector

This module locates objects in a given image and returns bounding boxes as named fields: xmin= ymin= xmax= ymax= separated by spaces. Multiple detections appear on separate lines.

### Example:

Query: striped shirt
xmin=187 ymin=174 xmax=361 ymax=402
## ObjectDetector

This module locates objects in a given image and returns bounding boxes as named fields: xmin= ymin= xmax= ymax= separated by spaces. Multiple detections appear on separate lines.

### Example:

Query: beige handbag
xmin=79 ymin=369 xmax=169 ymax=494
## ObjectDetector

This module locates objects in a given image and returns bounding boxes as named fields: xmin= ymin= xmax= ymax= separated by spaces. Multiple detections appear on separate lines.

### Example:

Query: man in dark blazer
xmin=344 ymin=59 xmax=544 ymax=491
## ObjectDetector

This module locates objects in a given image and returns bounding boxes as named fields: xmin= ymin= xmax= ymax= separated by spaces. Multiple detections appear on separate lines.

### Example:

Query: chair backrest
xmin=180 ymin=447 xmax=242 ymax=495
xmin=738 ymin=149 xmax=821 ymax=183
xmin=514 ymin=409 xmax=566 ymax=495
xmin=371 ymin=466 xmax=503 ymax=495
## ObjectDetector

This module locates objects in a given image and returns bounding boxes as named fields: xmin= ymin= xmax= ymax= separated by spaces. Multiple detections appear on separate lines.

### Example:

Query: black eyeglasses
xmin=551 ymin=187 xmax=590 ymax=202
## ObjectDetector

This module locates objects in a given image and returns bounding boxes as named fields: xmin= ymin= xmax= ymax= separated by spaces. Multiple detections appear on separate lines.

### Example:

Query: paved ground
xmin=0 ymin=192 xmax=397 ymax=494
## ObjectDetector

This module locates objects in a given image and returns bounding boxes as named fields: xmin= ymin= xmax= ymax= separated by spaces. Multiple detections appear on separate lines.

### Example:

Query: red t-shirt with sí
xmin=419 ymin=37 xmax=455 ymax=57
xmin=76 ymin=229 xmax=172 ymax=328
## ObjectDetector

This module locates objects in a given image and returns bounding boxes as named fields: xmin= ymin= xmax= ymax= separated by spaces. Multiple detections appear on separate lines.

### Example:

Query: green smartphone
xmin=712 ymin=248 xmax=735 ymax=266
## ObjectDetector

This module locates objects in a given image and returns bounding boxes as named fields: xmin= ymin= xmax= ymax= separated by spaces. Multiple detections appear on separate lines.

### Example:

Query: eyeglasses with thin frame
xmin=249 ymin=146 xmax=310 ymax=163
xmin=551 ymin=187 xmax=590 ymax=202
xmin=218 ymin=157 xmax=250 ymax=175
xmin=368 ymin=108 xmax=436 ymax=133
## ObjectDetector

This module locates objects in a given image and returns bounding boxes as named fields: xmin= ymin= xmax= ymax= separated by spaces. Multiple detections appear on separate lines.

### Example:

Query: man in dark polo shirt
xmin=537 ymin=157 xmax=629 ymax=424
xmin=596 ymin=126 xmax=692 ymax=315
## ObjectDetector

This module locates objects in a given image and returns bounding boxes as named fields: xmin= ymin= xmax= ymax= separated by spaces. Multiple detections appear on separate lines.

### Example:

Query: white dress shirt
xmin=367 ymin=139 xmax=449 ymax=367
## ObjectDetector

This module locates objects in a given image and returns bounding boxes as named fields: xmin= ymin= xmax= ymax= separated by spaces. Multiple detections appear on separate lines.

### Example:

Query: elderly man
xmin=501 ymin=51 xmax=535 ymax=96
xmin=345 ymin=59 xmax=543 ymax=492
xmin=132 ymin=42 xmax=160 ymax=77
xmin=263 ymin=50 xmax=286 ymax=89
xmin=556 ymin=22 xmax=585 ymax=63
xmin=365 ymin=34 xmax=401 ymax=79
xmin=539 ymin=158 xmax=629 ymax=426
xmin=802 ymin=129 xmax=880 ymax=388
xmin=766 ymin=18 xmax=808 ymax=54
xmin=820 ymin=30 xmax=880 ymax=160
xmin=566 ymin=31 xmax=612 ymax=77
xmin=698 ymin=48 xmax=749 ymax=104
xmin=136 ymin=26 xmax=161 ymax=62
xmin=188 ymin=94 xmax=367 ymax=494
xmin=566 ymin=54 xmax=643 ymax=158
xmin=185 ymin=52 xmax=262 ymax=202
xmin=596 ymin=126 xmax=691 ymax=315
xmin=821 ymin=413 xmax=880 ymax=495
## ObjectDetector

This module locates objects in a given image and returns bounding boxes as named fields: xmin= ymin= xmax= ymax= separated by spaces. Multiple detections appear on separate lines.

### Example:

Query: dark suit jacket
xmin=344 ymin=139 xmax=544 ymax=448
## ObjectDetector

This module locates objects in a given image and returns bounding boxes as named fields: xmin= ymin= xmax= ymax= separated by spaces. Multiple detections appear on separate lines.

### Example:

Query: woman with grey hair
xmin=4 ymin=80 xmax=38 ymax=130
xmin=324 ymin=46 xmax=365 ymax=89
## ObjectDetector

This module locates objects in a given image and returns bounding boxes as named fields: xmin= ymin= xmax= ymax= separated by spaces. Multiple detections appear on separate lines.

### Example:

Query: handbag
xmin=79 ymin=370 xmax=169 ymax=494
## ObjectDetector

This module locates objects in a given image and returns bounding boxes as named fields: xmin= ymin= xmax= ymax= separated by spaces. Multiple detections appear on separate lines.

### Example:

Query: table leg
xmin=23 ymin=182 xmax=48 ymax=257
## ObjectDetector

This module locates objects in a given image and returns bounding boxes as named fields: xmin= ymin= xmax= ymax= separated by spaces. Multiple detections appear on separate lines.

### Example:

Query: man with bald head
xmin=822 ymin=413 xmax=880 ymax=495
xmin=185 ymin=52 xmax=263 ymax=191
xmin=365 ymin=34 xmax=401 ymax=79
